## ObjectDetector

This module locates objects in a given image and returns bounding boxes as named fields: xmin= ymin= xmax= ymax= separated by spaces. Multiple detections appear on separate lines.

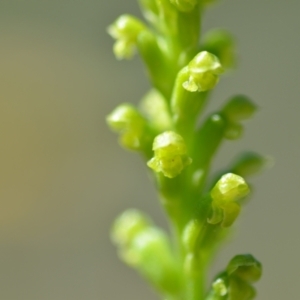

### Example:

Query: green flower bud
xmin=147 ymin=131 xmax=192 ymax=178
xmin=193 ymin=113 xmax=226 ymax=168
xmin=137 ymin=30 xmax=171 ymax=98
xmin=208 ymin=254 xmax=261 ymax=300
xmin=106 ymin=104 xmax=147 ymax=150
xmin=202 ymin=29 xmax=235 ymax=69
xmin=182 ymin=219 xmax=201 ymax=252
xmin=224 ymin=122 xmax=243 ymax=140
xmin=121 ymin=228 xmax=181 ymax=294
xmin=208 ymin=173 xmax=250 ymax=227
xmin=111 ymin=209 xmax=151 ymax=247
xmin=182 ymin=51 xmax=223 ymax=92
xmin=231 ymin=151 xmax=271 ymax=178
xmin=227 ymin=254 xmax=262 ymax=283
xmin=226 ymin=254 xmax=261 ymax=300
xmin=170 ymin=0 xmax=197 ymax=12
xmin=139 ymin=89 xmax=172 ymax=131
xmin=222 ymin=95 xmax=257 ymax=123
xmin=107 ymin=15 xmax=146 ymax=60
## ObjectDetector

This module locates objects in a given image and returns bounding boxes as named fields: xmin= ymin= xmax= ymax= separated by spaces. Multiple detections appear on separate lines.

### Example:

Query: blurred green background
xmin=0 ymin=0 xmax=299 ymax=299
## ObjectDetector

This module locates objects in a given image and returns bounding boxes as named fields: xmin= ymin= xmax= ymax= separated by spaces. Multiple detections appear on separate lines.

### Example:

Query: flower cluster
xmin=106 ymin=0 xmax=267 ymax=299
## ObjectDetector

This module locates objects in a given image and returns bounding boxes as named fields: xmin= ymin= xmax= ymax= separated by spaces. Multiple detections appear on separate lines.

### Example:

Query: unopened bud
xmin=182 ymin=51 xmax=223 ymax=92
xmin=147 ymin=131 xmax=192 ymax=178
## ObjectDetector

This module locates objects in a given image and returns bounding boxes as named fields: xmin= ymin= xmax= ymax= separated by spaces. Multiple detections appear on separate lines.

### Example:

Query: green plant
xmin=107 ymin=1 xmax=267 ymax=299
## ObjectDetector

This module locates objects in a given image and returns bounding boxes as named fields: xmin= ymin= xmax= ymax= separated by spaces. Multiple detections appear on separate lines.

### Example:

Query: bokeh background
xmin=0 ymin=0 xmax=299 ymax=299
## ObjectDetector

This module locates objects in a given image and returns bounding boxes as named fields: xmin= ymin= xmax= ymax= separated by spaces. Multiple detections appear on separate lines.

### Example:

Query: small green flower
xmin=147 ymin=131 xmax=192 ymax=178
xmin=106 ymin=104 xmax=147 ymax=150
xmin=120 ymin=227 xmax=181 ymax=294
xmin=108 ymin=14 xmax=146 ymax=59
xmin=182 ymin=51 xmax=223 ymax=92
xmin=208 ymin=173 xmax=250 ymax=227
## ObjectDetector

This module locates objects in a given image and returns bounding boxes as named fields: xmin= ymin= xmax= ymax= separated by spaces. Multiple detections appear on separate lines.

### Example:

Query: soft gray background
xmin=0 ymin=0 xmax=299 ymax=299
